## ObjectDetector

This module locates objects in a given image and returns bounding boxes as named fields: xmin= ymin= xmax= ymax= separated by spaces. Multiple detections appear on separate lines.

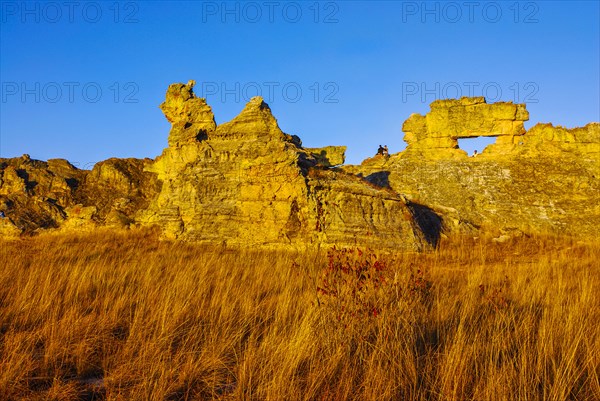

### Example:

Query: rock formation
xmin=401 ymin=97 xmax=529 ymax=158
xmin=1 ymin=82 xmax=598 ymax=246
xmin=0 ymin=155 xmax=158 ymax=236
xmin=136 ymin=81 xmax=421 ymax=249
xmin=350 ymin=98 xmax=599 ymax=238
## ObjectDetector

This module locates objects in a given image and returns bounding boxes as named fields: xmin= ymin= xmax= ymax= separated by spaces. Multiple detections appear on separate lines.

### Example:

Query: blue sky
xmin=1 ymin=0 xmax=599 ymax=166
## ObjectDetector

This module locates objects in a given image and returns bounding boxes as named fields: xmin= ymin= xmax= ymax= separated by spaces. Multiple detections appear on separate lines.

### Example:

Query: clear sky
xmin=1 ymin=0 xmax=599 ymax=166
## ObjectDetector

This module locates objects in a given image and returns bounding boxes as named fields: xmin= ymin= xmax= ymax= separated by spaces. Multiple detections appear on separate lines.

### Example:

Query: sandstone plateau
xmin=1 ymin=81 xmax=598 ymax=248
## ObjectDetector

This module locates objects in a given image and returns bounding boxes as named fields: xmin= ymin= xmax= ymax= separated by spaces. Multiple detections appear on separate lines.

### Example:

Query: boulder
xmin=305 ymin=146 xmax=347 ymax=167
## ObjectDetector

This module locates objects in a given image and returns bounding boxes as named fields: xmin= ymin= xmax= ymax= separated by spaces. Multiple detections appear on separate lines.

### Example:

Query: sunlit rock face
xmin=401 ymin=97 xmax=529 ymax=159
xmin=138 ymin=81 xmax=422 ymax=249
xmin=1 ymin=81 xmax=422 ymax=249
xmin=1 ymin=82 xmax=597 ymax=245
xmin=160 ymin=80 xmax=218 ymax=147
xmin=349 ymin=98 xmax=599 ymax=238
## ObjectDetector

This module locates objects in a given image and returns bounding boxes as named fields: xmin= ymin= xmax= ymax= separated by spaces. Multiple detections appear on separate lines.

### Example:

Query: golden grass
xmin=0 ymin=229 xmax=598 ymax=400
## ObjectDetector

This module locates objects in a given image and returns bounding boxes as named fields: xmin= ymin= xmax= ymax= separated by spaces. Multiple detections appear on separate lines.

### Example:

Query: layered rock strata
xmin=136 ymin=81 xmax=422 ymax=249
xmin=1 ymin=83 xmax=597 ymax=245
xmin=350 ymin=98 xmax=599 ymax=238
xmin=1 ymin=81 xmax=425 ymax=249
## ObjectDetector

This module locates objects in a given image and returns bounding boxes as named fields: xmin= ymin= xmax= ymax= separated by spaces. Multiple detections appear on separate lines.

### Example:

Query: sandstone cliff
xmin=349 ymin=98 xmax=599 ymax=238
xmin=1 ymin=82 xmax=598 ymax=246
xmin=0 ymin=81 xmax=425 ymax=250
xmin=136 ymin=81 xmax=421 ymax=249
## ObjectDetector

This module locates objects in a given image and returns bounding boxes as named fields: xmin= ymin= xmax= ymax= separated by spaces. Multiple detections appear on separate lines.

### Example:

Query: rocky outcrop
xmin=137 ymin=81 xmax=422 ymax=249
xmin=161 ymin=80 xmax=217 ymax=147
xmin=1 ymin=82 xmax=597 ymax=245
xmin=0 ymin=155 xmax=158 ymax=234
xmin=305 ymin=146 xmax=347 ymax=167
xmin=80 ymin=158 xmax=159 ymax=224
xmin=2 ymin=81 xmax=421 ymax=249
xmin=0 ymin=155 xmax=81 ymax=234
xmin=349 ymin=99 xmax=599 ymax=238
xmin=402 ymin=97 xmax=529 ymax=158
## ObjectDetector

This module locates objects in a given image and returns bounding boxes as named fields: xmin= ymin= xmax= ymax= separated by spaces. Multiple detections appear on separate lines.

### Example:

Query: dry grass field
xmin=0 ymin=229 xmax=598 ymax=401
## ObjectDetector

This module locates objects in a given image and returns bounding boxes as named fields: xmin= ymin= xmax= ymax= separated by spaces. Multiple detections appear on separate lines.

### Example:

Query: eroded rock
xmin=161 ymin=80 xmax=217 ymax=147
xmin=0 ymin=155 xmax=158 ymax=234
xmin=139 ymin=82 xmax=421 ymax=249
xmin=402 ymin=97 xmax=529 ymax=158
xmin=305 ymin=146 xmax=347 ymax=167
xmin=1 ymin=83 xmax=596 ymax=246
xmin=351 ymin=99 xmax=599 ymax=238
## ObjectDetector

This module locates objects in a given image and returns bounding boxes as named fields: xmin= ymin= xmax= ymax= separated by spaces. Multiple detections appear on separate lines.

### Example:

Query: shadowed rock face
xmin=0 ymin=155 xmax=159 ymax=235
xmin=1 ymin=82 xmax=597 ymax=244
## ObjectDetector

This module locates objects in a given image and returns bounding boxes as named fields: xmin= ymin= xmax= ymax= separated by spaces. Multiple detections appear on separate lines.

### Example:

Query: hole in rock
xmin=196 ymin=129 xmax=208 ymax=141
xmin=457 ymin=137 xmax=496 ymax=156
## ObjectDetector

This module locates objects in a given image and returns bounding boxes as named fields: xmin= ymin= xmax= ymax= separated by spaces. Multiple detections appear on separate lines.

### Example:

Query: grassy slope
xmin=0 ymin=230 xmax=598 ymax=401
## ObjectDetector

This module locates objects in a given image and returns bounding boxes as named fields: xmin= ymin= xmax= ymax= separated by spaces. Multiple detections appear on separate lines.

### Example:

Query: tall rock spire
xmin=160 ymin=80 xmax=217 ymax=147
